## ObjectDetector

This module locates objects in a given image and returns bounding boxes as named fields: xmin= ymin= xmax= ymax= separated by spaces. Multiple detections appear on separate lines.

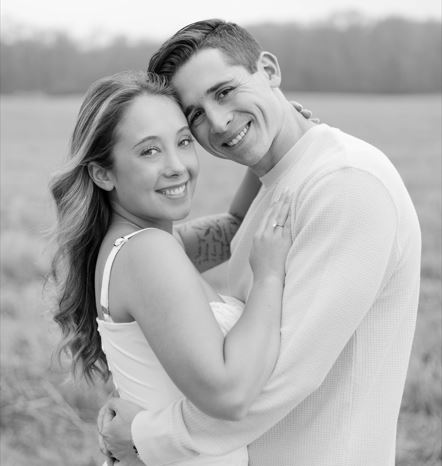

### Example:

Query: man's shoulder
xmin=282 ymin=124 xmax=409 ymax=216
xmin=294 ymin=124 xmax=395 ymax=186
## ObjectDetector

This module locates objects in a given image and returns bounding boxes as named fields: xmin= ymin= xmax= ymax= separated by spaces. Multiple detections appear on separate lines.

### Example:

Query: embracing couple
xmin=50 ymin=19 xmax=421 ymax=466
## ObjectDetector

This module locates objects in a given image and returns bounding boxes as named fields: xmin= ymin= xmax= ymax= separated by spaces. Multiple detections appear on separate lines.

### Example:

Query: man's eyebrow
xmin=183 ymin=105 xmax=195 ymax=119
xmin=183 ymin=79 xmax=234 ymax=118
xmin=206 ymin=79 xmax=233 ymax=96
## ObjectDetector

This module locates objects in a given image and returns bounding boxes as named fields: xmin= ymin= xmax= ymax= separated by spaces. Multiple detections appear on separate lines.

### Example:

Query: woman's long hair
xmin=49 ymin=70 xmax=177 ymax=383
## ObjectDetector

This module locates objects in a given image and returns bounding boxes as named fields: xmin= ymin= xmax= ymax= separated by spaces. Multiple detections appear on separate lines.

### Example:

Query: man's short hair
xmin=148 ymin=19 xmax=263 ymax=79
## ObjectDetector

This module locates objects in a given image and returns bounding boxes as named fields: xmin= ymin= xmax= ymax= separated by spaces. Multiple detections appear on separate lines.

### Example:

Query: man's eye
xmin=218 ymin=88 xmax=233 ymax=100
xmin=190 ymin=110 xmax=203 ymax=126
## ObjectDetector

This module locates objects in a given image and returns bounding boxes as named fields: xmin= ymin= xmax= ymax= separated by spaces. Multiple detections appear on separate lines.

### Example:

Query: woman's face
xmin=108 ymin=93 xmax=199 ymax=229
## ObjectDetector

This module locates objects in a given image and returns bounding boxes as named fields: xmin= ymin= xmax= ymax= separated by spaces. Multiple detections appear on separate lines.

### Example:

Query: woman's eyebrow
xmin=132 ymin=135 xmax=156 ymax=149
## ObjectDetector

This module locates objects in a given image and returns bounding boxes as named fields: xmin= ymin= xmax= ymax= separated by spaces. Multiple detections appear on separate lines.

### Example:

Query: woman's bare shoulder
xmin=119 ymin=228 xmax=190 ymax=274
xmin=108 ymin=228 xmax=201 ymax=319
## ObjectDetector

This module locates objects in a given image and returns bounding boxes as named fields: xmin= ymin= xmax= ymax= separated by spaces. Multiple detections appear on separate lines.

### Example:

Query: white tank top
xmin=96 ymin=228 xmax=248 ymax=465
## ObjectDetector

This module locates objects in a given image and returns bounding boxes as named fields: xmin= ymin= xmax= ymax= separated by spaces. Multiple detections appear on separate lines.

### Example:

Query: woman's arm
xmin=175 ymin=100 xmax=317 ymax=271
xmin=175 ymin=169 xmax=261 ymax=272
xmin=228 ymin=168 xmax=262 ymax=220
xmin=123 ymin=195 xmax=290 ymax=421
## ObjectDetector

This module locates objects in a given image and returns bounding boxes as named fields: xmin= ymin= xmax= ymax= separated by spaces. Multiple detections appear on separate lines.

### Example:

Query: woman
xmin=50 ymin=70 xmax=291 ymax=465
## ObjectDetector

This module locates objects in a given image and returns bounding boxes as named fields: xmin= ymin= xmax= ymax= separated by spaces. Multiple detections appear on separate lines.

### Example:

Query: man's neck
xmin=251 ymin=98 xmax=315 ymax=177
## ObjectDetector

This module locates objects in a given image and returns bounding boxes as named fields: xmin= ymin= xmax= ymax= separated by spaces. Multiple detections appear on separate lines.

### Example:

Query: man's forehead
xmin=177 ymin=47 xmax=232 ymax=73
xmin=171 ymin=49 xmax=246 ymax=103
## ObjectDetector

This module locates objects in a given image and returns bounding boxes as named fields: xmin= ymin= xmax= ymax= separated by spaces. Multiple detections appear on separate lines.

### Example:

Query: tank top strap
xmin=100 ymin=228 xmax=155 ymax=319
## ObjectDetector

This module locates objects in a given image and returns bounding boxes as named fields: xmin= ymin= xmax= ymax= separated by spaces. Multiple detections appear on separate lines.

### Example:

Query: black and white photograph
xmin=1 ymin=1 xmax=441 ymax=465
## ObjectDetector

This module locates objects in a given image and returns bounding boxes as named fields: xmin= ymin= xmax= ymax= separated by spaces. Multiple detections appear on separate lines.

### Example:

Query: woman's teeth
xmin=160 ymin=183 xmax=186 ymax=197
xmin=227 ymin=124 xmax=249 ymax=147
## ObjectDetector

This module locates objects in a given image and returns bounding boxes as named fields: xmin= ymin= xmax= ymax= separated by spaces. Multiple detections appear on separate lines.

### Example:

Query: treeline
xmin=1 ymin=16 xmax=441 ymax=94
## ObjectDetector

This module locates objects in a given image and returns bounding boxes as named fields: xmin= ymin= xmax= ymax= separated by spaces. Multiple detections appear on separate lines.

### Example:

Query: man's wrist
xmin=131 ymin=411 xmax=143 ymax=462
xmin=131 ymin=404 xmax=199 ymax=465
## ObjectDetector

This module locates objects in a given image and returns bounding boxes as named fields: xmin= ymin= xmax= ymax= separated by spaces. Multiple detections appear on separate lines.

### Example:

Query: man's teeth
xmin=227 ymin=125 xmax=249 ymax=147
xmin=160 ymin=184 xmax=186 ymax=196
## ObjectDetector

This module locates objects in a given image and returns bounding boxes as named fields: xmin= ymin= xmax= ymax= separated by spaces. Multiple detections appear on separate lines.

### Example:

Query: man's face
xmin=171 ymin=48 xmax=283 ymax=171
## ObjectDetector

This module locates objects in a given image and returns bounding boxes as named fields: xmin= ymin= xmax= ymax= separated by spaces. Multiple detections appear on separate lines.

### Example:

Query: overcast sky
xmin=1 ymin=0 xmax=441 ymax=41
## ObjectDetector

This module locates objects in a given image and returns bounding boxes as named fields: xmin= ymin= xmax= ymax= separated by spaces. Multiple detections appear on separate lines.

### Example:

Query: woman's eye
xmin=140 ymin=147 xmax=159 ymax=157
xmin=179 ymin=136 xmax=194 ymax=147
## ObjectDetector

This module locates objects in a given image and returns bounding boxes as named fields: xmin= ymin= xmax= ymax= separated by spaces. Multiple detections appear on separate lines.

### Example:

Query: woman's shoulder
xmin=104 ymin=227 xmax=194 ymax=313
xmin=98 ymin=227 xmax=184 ymax=275
xmin=125 ymin=227 xmax=181 ymax=251
xmin=117 ymin=227 xmax=188 ymax=271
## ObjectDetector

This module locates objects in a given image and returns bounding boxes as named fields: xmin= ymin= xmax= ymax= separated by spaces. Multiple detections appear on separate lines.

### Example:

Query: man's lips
xmin=223 ymin=122 xmax=251 ymax=147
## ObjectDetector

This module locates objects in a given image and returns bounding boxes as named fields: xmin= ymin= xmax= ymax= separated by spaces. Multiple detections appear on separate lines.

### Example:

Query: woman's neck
xmin=111 ymin=210 xmax=173 ymax=234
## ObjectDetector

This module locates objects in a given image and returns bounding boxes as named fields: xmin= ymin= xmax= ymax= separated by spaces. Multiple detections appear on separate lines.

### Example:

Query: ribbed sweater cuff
xmin=131 ymin=402 xmax=198 ymax=465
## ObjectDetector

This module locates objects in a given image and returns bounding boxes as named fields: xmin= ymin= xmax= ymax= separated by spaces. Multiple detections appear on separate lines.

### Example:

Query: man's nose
xmin=206 ymin=106 xmax=232 ymax=134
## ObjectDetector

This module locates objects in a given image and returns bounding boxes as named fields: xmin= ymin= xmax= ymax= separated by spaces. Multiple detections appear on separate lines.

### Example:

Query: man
xmin=99 ymin=19 xmax=421 ymax=466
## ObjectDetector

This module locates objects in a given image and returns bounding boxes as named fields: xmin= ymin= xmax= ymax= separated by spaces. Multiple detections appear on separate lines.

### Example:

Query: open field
xmin=1 ymin=93 xmax=441 ymax=465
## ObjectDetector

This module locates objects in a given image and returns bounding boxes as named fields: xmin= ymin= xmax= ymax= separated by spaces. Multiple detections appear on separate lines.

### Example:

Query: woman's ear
xmin=88 ymin=162 xmax=115 ymax=192
xmin=257 ymin=51 xmax=281 ymax=87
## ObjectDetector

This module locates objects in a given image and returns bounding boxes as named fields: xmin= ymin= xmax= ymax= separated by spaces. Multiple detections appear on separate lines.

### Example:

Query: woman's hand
xmin=249 ymin=189 xmax=292 ymax=281
xmin=291 ymin=100 xmax=320 ymax=123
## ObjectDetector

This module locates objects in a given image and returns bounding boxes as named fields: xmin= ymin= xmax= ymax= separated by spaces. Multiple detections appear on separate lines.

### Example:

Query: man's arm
xmin=130 ymin=168 xmax=399 ymax=465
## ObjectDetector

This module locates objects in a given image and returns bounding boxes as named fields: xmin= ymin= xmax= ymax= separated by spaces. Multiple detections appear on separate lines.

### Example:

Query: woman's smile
xmin=157 ymin=181 xmax=188 ymax=198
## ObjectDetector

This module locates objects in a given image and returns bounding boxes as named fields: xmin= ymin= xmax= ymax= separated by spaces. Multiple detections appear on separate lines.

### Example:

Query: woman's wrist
xmin=252 ymin=272 xmax=285 ymax=287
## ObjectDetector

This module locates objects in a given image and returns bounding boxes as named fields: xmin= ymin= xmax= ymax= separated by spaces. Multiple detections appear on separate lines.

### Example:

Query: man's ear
xmin=257 ymin=51 xmax=281 ymax=87
xmin=88 ymin=162 xmax=115 ymax=192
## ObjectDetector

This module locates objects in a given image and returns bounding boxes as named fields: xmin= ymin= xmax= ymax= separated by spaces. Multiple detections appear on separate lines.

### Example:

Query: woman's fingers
xmin=255 ymin=188 xmax=292 ymax=239
xmin=255 ymin=199 xmax=274 ymax=236
xmin=265 ymin=189 xmax=291 ymax=233
xmin=273 ymin=190 xmax=291 ymax=230
xmin=291 ymin=100 xmax=318 ymax=122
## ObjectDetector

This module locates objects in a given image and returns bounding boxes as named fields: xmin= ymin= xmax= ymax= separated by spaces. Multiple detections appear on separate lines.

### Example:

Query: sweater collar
xmin=260 ymin=124 xmax=327 ymax=188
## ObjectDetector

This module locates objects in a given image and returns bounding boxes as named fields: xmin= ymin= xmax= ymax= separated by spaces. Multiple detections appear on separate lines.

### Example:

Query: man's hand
xmin=98 ymin=397 xmax=117 ymax=464
xmin=97 ymin=398 xmax=144 ymax=464
xmin=112 ymin=455 xmax=145 ymax=466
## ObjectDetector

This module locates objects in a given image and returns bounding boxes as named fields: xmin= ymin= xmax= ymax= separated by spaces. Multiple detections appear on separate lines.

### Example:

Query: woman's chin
xmin=174 ymin=208 xmax=192 ymax=221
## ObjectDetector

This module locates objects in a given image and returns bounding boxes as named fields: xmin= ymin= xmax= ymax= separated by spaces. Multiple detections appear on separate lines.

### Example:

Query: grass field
xmin=1 ymin=93 xmax=441 ymax=465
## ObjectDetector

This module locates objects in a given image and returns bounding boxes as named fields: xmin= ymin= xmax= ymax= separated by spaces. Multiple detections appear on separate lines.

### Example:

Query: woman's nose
xmin=164 ymin=150 xmax=186 ymax=177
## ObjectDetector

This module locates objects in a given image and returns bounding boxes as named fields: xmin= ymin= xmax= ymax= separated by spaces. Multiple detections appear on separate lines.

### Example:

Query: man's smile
xmin=224 ymin=122 xmax=251 ymax=147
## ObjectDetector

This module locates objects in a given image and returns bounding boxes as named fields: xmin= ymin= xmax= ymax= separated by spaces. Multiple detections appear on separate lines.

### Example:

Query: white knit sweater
xmin=132 ymin=124 xmax=421 ymax=466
